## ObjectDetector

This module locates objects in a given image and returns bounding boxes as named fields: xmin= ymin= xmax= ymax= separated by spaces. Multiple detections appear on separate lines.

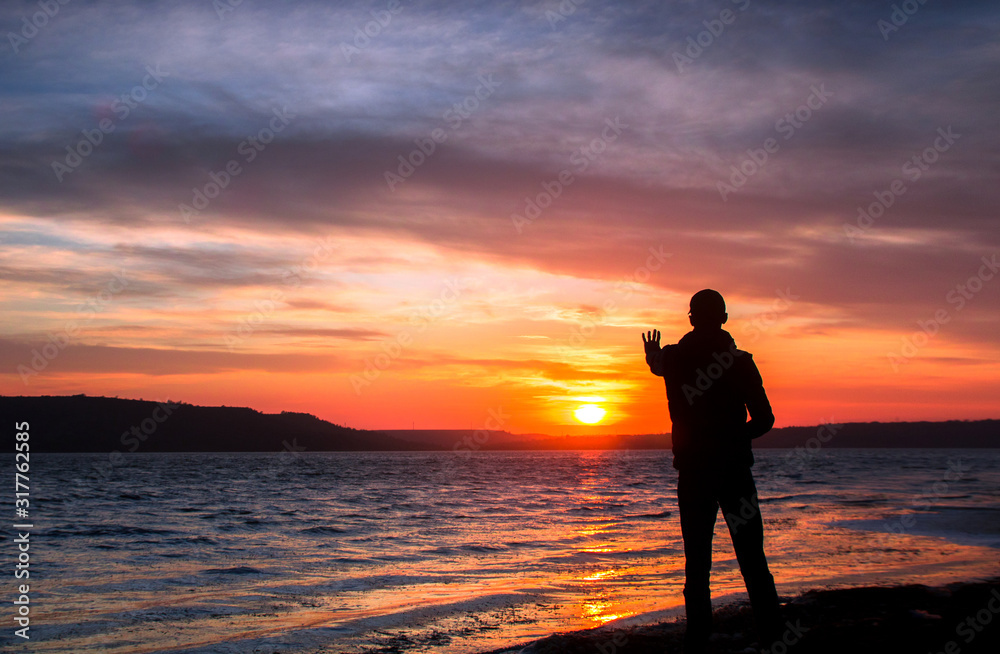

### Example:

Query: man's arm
xmin=742 ymin=354 xmax=775 ymax=439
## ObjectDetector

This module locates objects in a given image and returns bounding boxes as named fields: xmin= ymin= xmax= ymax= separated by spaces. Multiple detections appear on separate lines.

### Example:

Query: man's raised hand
xmin=642 ymin=329 xmax=661 ymax=356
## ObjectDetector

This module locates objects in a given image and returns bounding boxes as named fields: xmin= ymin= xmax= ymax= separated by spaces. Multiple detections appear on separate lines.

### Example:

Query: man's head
xmin=689 ymin=289 xmax=727 ymax=328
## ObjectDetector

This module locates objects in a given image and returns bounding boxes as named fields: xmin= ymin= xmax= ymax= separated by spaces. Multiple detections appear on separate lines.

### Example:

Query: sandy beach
xmin=480 ymin=576 xmax=1000 ymax=654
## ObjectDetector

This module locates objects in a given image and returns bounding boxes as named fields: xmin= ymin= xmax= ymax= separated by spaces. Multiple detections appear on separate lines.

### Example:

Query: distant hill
xmin=386 ymin=420 xmax=1000 ymax=450
xmin=1 ymin=395 xmax=421 ymax=453
xmin=754 ymin=420 xmax=1000 ymax=449
xmin=383 ymin=429 xmax=671 ymax=451
xmin=2 ymin=395 xmax=998 ymax=452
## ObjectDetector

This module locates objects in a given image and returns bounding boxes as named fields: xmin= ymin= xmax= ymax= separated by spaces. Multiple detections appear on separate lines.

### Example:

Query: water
xmin=9 ymin=449 xmax=1000 ymax=653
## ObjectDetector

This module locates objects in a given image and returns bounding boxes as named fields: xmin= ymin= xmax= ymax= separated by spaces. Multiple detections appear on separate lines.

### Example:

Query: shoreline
xmin=479 ymin=576 xmax=1000 ymax=654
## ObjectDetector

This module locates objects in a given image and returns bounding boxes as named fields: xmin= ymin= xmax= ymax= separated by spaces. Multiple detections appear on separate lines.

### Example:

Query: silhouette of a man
xmin=643 ymin=289 xmax=781 ymax=652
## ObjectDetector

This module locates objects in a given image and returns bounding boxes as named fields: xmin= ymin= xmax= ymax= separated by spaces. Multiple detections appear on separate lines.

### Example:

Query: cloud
xmin=0 ymin=338 xmax=344 ymax=377
xmin=1 ymin=0 xmax=999 ymax=425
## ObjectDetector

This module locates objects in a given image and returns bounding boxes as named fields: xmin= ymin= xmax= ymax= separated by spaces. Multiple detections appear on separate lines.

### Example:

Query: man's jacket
xmin=647 ymin=328 xmax=774 ymax=470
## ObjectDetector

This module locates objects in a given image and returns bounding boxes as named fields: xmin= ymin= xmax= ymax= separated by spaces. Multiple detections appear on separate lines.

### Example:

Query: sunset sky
xmin=1 ymin=0 xmax=998 ymax=435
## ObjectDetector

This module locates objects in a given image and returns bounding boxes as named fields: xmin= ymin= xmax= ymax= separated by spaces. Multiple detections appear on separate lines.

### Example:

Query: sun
xmin=574 ymin=404 xmax=607 ymax=425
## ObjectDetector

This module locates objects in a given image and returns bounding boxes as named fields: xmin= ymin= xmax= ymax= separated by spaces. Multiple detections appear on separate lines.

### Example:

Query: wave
xmin=47 ymin=525 xmax=177 ymax=538
xmin=301 ymin=525 xmax=348 ymax=534
xmin=633 ymin=510 xmax=672 ymax=519
xmin=201 ymin=566 xmax=266 ymax=575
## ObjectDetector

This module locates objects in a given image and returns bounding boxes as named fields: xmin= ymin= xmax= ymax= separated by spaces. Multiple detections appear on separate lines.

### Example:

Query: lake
xmin=11 ymin=448 xmax=1000 ymax=653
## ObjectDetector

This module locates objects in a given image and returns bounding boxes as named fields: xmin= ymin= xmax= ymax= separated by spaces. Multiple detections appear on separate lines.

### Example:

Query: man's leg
xmin=719 ymin=466 xmax=782 ymax=645
xmin=677 ymin=468 xmax=718 ymax=652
